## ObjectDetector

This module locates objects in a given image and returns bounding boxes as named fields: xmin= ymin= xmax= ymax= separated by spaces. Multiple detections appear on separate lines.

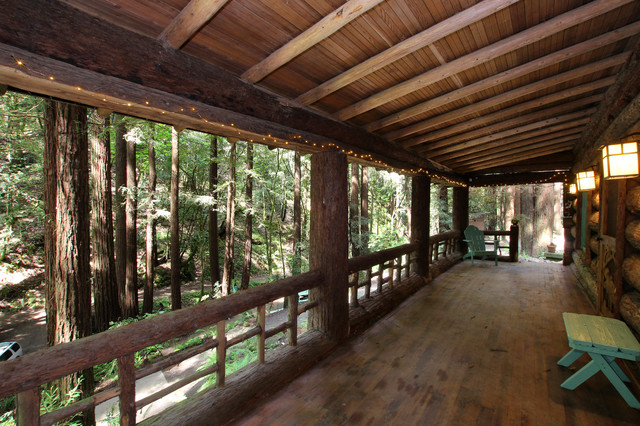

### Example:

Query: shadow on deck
xmin=234 ymin=260 xmax=640 ymax=425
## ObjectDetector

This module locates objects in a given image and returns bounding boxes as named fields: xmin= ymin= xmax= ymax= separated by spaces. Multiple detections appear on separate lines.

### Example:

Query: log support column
xmin=309 ymin=151 xmax=349 ymax=341
xmin=411 ymin=175 xmax=431 ymax=280
xmin=453 ymin=186 xmax=469 ymax=254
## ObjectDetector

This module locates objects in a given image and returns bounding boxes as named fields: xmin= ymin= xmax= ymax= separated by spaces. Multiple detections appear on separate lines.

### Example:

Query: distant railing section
xmin=0 ymin=271 xmax=323 ymax=425
xmin=483 ymin=225 xmax=519 ymax=262
xmin=428 ymin=231 xmax=461 ymax=264
xmin=347 ymin=243 xmax=418 ymax=307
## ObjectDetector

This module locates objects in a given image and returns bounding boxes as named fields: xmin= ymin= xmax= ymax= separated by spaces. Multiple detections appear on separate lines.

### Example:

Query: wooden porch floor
xmin=233 ymin=260 xmax=640 ymax=425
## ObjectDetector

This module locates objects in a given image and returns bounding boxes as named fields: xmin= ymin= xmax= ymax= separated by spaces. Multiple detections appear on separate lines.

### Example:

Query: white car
xmin=0 ymin=341 xmax=22 ymax=361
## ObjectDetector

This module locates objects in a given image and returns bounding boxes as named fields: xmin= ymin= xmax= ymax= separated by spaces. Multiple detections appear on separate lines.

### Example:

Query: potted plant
xmin=547 ymin=242 xmax=556 ymax=253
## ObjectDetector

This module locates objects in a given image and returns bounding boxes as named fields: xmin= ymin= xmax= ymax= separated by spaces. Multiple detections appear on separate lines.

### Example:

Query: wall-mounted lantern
xmin=568 ymin=183 xmax=577 ymax=194
xmin=576 ymin=170 xmax=596 ymax=191
xmin=602 ymin=134 xmax=640 ymax=180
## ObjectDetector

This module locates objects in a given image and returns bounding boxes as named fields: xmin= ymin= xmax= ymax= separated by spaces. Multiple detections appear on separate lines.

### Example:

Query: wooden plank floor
xmin=233 ymin=261 xmax=640 ymax=425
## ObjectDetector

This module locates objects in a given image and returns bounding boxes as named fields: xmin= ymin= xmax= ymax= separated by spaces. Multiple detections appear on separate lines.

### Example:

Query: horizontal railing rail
xmin=0 ymin=270 xmax=323 ymax=424
xmin=482 ymin=227 xmax=519 ymax=262
xmin=429 ymin=231 xmax=461 ymax=263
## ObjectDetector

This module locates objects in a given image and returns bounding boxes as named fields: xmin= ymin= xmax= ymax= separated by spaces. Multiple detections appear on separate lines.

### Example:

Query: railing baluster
xmin=388 ymin=259 xmax=394 ymax=289
xmin=365 ymin=268 xmax=371 ymax=299
xmin=16 ymin=387 xmax=40 ymax=426
xmin=257 ymin=305 xmax=266 ymax=363
xmin=349 ymin=272 xmax=359 ymax=307
xmin=217 ymin=320 xmax=227 ymax=387
xmin=288 ymin=294 xmax=298 ymax=346
xmin=117 ymin=354 xmax=136 ymax=426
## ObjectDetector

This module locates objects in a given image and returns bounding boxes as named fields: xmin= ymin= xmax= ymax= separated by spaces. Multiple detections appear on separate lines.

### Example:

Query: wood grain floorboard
xmin=233 ymin=261 xmax=640 ymax=425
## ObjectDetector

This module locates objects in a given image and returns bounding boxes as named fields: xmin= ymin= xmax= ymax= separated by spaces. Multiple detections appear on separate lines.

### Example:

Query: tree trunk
xmin=209 ymin=135 xmax=220 ymax=286
xmin=293 ymin=151 xmax=302 ymax=274
xmin=222 ymin=140 xmax=237 ymax=296
xmin=143 ymin=126 xmax=157 ymax=314
xmin=349 ymin=163 xmax=360 ymax=257
xmin=521 ymin=185 xmax=534 ymax=256
xmin=438 ymin=184 xmax=449 ymax=232
xmin=43 ymin=101 xmax=57 ymax=347
xmin=360 ymin=166 xmax=369 ymax=255
xmin=89 ymin=110 xmax=120 ymax=330
xmin=123 ymin=125 xmax=139 ymax=317
xmin=241 ymin=143 xmax=253 ymax=290
xmin=114 ymin=117 xmax=127 ymax=316
xmin=48 ymin=101 xmax=94 ymax=423
xmin=170 ymin=128 xmax=182 ymax=310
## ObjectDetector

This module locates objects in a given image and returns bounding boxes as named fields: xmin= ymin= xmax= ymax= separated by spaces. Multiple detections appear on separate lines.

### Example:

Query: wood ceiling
xmin=3 ymin=0 xmax=640 ymax=180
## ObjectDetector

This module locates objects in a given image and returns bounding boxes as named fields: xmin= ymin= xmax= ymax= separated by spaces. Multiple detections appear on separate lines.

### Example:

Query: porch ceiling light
xmin=576 ymin=170 xmax=596 ymax=191
xmin=602 ymin=134 xmax=640 ymax=180
xmin=569 ymin=183 xmax=577 ymax=194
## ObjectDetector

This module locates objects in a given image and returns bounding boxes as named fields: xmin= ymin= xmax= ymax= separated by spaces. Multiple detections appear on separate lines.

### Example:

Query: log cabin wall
xmin=621 ymin=178 xmax=640 ymax=335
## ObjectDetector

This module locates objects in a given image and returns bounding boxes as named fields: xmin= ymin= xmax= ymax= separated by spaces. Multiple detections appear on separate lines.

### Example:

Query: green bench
xmin=558 ymin=312 xmax=640 ymax=409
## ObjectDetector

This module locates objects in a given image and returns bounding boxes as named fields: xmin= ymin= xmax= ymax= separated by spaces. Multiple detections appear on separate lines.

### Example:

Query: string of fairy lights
xmin=9 ymin=56 xmax=566 ymax=188
xmin=468 ymin=171 xmax=569 ymax=187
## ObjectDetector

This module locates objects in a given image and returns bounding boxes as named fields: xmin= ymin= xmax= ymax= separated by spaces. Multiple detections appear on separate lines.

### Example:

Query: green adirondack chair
xmin=462 ymin=225 xmax=498 ymax=265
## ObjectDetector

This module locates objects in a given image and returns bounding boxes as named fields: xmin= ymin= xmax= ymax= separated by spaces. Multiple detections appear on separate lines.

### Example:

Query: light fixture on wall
xmin=569 ymin=183 xmax=577 ymax=194
xmin=602 ymin=134 xmax=640 ymax=179
xmin=576 ymin=170 xmax=596 ymax=191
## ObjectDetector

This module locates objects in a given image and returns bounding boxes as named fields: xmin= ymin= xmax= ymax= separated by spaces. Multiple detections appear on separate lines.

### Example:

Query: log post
xmin=411 ymin=176 xmax=431 ymax=279
xmin=452 ymin=186 xmax=469 ymax=254
xmin=216 ymin=320 xmax=226 ymax=386
xmin=117 ymin=354 xmax=136 ymax=426
xmin=509 ymin=223 xmax=519 ymax=262
xmin=309 ymin=151 xmax=349 ymax=341
xmin=16 ymin=387 xmax=40 ymax=426
xmin=288 ymin=294 xmax=298 ymax=346
xmin=257 ymin=305 xmax=266 ymax=363
xmin=614 ymin=180 xmax=627 ymax=317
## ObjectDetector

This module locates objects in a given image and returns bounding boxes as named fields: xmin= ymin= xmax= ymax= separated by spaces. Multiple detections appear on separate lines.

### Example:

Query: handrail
xmin=347 ymin=243 xmax=418 ymax=273
xmin=0 ymin=269 xmax=323 ymax=400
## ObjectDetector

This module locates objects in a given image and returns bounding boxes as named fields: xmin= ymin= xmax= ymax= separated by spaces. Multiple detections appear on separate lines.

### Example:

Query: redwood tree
xmin=124 ymin=124 xmax=138 ymax=317
xmin=209 ymin=135 xmax=220 ymax=286
xmin=170 ymin=127 xmax=181 ymax=310
xmin=222 ymin=139 xmax=237 ymax=296
xmin=114 ymin=117 xmax=127 ymax=316
xmin=241 ymin=142 xmax=253 ymax=290
xmin=44 ymin=100 xmax=94 ymax=422
xmin=349 ymin=163 xmax=360 ymax=257
xmin=43 ymin=100 xmax=57 ymax=346
xmin=89 ymin=110 xmax=120 ymax=331
xmin=292 ymin=151 xmax=302 ymax=274
xmin=360 ymin=166 xmax=369 ymax=254
xmin=143 ymin=125 xmax=157 ymax=314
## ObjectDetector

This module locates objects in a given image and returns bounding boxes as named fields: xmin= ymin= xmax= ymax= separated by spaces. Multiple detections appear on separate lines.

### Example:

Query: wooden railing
xmin=0 ymin=270 xmax=323 ymax=425
xmin=483 ymin=225 xmax=519 ymax=262
xmin=428 ymin=231 xmax=460 ymax=264
xmin=346 ymin=243 xmax=418 ymax=307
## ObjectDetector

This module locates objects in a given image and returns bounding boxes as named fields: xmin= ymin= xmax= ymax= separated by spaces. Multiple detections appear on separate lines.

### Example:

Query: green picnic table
xmin=558 ymin=312 xmax=640 ymax=409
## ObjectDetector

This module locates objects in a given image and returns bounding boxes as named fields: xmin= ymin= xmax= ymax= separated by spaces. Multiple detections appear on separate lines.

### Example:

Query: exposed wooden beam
xmin=158 ymin=0 xmax=229 ymax=49
xmin=426 ymin=109 xmax=595 ymax=158
xmin=295 ymin=0 xmax=518 ymax=105
xmin=395 ymin=54 xmax=627 ymax=146
xmin=448 ymin=136 xmax=580 ymax=169
xmin=468 ymin=170 xmax=569 ymax=187
xmin=0 ymin=0 xmax=457 ymax=178
xmin=462 ymin=144 xmax=575 ymax=172
xmin=574 ymin=36 xmax=640 ymax=171
xmin=367 ymin=22 xmax=640 ymax=133
xmin=242 ymin=0 xmax=385 ymax=83
xmin=333 ymin=0 xmax=634 ymax=121
xmin=401 ymin=78 xmax=613 ymax=148
xmin=442 ymin=129 xmax=584 ymax=166
xmin=419 ymin=95 xmax=601 ymax=152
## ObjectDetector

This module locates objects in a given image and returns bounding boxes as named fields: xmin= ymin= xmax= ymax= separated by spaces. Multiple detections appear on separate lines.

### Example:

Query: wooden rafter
xmin=420 ymin=95 xmax=601 ymax=153
xmin=295 ymin=0 xmax=518 ymax=106
xmin=158 ymin=0 xmax=229 ymax=49
xmin=396 ymin=53 xmax=628 ymax=147
xmin=402 ymin=78 xmax=614 ymax=148
xmin=241 ymin=0 xmax=385 ymax=83
xmin=333 ymin=0 xmax=634 ymax=121
xmin=442 ymin=129 xmax=585 ymax=166
xmin=367 ymin=22 xmax=640 ymax=134
xmin=448 ymin=135 xmax=581 ymax=169
xmin=427 ymin=119 xmax=589 ymax=161
xmin=461 ymin=144 xmax=576 ymax=172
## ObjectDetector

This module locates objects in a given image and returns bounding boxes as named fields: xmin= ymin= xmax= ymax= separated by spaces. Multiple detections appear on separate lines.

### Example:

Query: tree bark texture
xmin=621 ymin=291 xmax=640 ymax=336
xmin=124 ymin=126 xmax=139 ymax=317
xmin=89 ymin=111 xmax=120 ymax=330
xmin=143 ymin=128 xmax=157 ymax=314
xmin=452 ymin=186 xmax=469 ymax=253
xmin=222 ymin=140 xmax=237 ymax=296
xmin=170 ymin=127 xmax=182 ymax=310
xmin=438 ymin=184 xmax=449 ymax=232
xmin=241 ymin=143 xmax=253 ymax=290
xmin=50 ymin=101 xmax=95 ymax=422
xmin=292 ymin=151 xmax=302 ymax=274
xmin=628 ymin=185 xmax=640 ymax=215
xmin=209 ymin=135 xmax=220 ymax=286
xmin=360 ymin=166 xmax=369 ymax=255
xmin=43 ymin=100 xmax=57 ymax=346
xmin=626 ymin=219 xmax=640 ymax=250
xmin=309 ymin=151 xmax=349 ymax=340
xmin=114 ymin=117 xmax=127 ymax=316
xmin=411 ymin=176 xmax=430 ymax=278
xmin=349 ymin=163 xmax=360 ymax=258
